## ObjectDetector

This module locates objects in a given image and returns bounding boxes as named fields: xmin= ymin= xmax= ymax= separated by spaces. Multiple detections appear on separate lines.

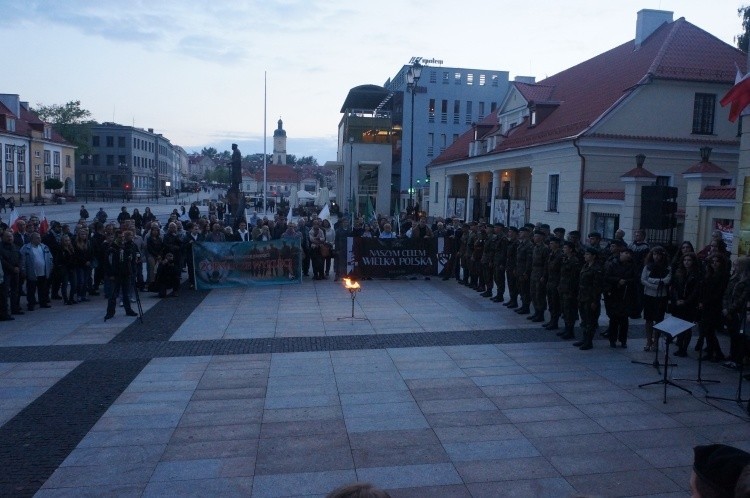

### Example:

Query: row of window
xmin=426 ymin=133 xmax=460 ymax=157
xmin=91 ymin=135 xmax=158 ymax=153
xmin=428 ymin=71 xmax=500 ymax=87
xmin=427 ymin=100 xmax=497 ymax=125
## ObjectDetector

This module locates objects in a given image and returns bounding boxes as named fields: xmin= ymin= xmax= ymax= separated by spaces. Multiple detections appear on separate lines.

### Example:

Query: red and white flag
xmin=7 ymin=209 xmax=18 ymax=232
xmin=720 ymin=66 xmax=750 ymax=123
xmin=38 ymin=208 xmax=49 ymax=235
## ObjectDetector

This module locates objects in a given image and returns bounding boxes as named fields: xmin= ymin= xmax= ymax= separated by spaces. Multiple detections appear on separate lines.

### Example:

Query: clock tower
xmin=273 ymin=118 xmax=287 ymax=165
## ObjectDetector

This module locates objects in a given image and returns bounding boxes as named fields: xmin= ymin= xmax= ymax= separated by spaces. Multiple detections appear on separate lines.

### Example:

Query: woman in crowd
xmin=145 ymin=226 xmax=164 ymax=292
xmin=131 ymin=208 xmax=143 ymax=235
xmin=670 ymin=252 xmax=702 ymax=357
xmin=641 ymin=246 xmax=671 ymax=352
xmin=142 ymin=207 xmax=156 ymax=230
xmin=721 ymin=256 xmax=750 ymax=368
xmin=58 ymin=235 xmax=77 ymax=305
xmin=697 ymin=254 xmax=730 ymax=362
xmin=321 ymin=219 xmax=335 ymax=278
xmin=670 ymin=240 xmax=695 ymax=272
xmin=72 ymin=228 xmax=93 ymax=303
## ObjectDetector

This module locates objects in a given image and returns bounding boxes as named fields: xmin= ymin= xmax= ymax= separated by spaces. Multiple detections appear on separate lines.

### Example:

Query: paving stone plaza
xmin=0 ymin=269 xmax=748 ymax=497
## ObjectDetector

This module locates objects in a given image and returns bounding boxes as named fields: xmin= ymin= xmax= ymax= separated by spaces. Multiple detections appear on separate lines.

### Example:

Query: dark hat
xmin=540 ymin=224 xmax=550 ymax=230
xmin=553 ymin=227 xmax=566 ymax=234
xmin=584 ymin=247 xmax=599 ymax=256
xmin=549 ymin=236 xmax=561 ymax=244
xmin=588 ymin=232 xmax=602 ymax=239
xmin=495 ymin=222 xmax=505 ymax=228
xmin=569 ymin=230 xmax=581 ymax=237
xmin=610 ymin=239 xmax=626 ymax=248
xmin=508 ymin=226 xmax=519 ymax=233
xmin=518 ymin=227 xmax=530 ymax=233
xmin=693 ymin=444 xmax=750 ymax=497
xmin=524 ymin=223 xmax=536 ymax=230
xmin=562 ymin=240 xmax=575 ymax=249
xmin=533 ymin=229 xmax=545 ymax=236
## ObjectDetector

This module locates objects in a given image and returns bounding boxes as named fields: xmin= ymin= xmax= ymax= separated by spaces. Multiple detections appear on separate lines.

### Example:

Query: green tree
xmin=737 ymin=5 xmax=750 ymax=52
xmin=44 ymin=178 xmax=64 ymax=191
xmin=200 ymin=146 xmax=218 ymax=159
xmin=297 ymin=155 xmax=319 ymax=166
xmin=34 ymin=100 xmax=96 ymax=158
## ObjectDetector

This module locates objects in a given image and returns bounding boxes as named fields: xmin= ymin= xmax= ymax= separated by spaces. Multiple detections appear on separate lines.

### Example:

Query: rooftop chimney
xmin=635 ymin=9 xmax=673 ymax=49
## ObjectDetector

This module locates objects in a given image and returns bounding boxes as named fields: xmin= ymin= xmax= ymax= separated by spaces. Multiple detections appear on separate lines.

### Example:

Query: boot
xmin=505 ymin=300 xmax=518 ymax=308
xmin=531 ymin=312 xmax=545 ymax=323
xmin=480 ymin=291 xmax=493 ymax=297
xmin=515 ymin=307 xmax=530 ymax=315
xmin=544 ymin=317 xmax=559 ymax=331
xmin=560 ymin=323 xmax=575 ymax=340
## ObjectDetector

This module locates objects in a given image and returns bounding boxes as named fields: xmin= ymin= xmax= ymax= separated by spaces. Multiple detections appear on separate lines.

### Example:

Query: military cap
xmin=584 ymin=246 xmax=599 ymax=256
xmin=568 ymin=230 xmax=581 ymax=237
xmin=549 ymin=236 xmax=561 ymax=244
xmin=553 ymin=227 xmax=566 ymax=235
xmin=533 ymin=229 xmax=545 ymax=236
xmin=508 ymin=226 xmax=519 ymax=233
xmin=518 ymin=227 xmax=530 ymax=233
xmin=562 ymin=240 xmax=575 ymax=249
xmin=588 ymin=232 xmax=602 ymax=239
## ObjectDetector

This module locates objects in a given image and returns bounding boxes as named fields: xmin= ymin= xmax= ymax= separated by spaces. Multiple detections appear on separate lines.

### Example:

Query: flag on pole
xmin=8 ymin=209 xmax=18 ymax=233
xmin=720 ymin=66 xmax=750 ymax=123
xmin=38 ymin=208 xmax=49 ymax=235
xmin=365 ymin=197 xmax=376 ymax=223
xmin=286 ymin=202 xmax=293 ymax=224
xmin=318 ymin=203 xmax=330 ymax=221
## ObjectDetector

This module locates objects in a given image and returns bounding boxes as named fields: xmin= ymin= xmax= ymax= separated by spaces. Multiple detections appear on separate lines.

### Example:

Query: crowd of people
xmin=0 ymin=202 xmax=747 ymax=369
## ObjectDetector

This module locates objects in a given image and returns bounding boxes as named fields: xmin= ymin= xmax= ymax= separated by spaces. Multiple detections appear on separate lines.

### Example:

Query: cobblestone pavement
xmin=0 ymin=278 xmax=747 ymax=497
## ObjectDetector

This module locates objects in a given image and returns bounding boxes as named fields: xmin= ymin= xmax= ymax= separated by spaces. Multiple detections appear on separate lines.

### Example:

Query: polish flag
xmin=38 ymin=208 xmax=49 ymax=235
xmin=720 ymin=67 xmax=750 ymax=123
xmin=8 ymin=209 xmax=19 ymax=232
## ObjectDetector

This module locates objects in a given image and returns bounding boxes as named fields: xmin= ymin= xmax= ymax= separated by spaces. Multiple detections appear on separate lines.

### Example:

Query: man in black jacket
xmin=104 ymin=230 xmax=139 ymax=321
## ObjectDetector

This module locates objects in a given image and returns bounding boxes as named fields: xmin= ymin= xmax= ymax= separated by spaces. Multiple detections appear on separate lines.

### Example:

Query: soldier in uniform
xmin=514 ymin=227 xmax=533 ymax=315
xmin=458 ymin=224 xmax=472 ymax=285
xmin=504 ymin=227 xmax=519 ymax=308
xmin=603 ymin=246 xmax=637 ymax=348
xmin=574 ymin=247 xmax=603 ymax=350
xmin=528 ymin=229 xmax=550 ymax=322
xmin=557 ymin=240 xmax=581 ymax=340
xmin=471 ymin=227 xmax=486 ymax=291
xmin=543 ymin=236 xmax=563 ymax=330
xmin=480 ymin=224 xmax=496 ymax=298
xmin=491 ymin=224 xmax=508 ymax=302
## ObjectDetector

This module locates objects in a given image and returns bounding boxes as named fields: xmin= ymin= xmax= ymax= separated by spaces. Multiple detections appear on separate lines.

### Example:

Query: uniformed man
xmin=543 ymin=236 xmax=563 ymax=330
xmin=504 ymin=227 xmax=519 ymax=308
xmin=575 ymin=247 xmax=603 ymax=350
xmin=491 ymin=224 xmax=508 ymax=302
xmin=528 ymin=229 xmax=550 ymax=322
xmin=514 ymin=227 xmax=533 ymax=315
xmin=558 ymin=240 xmax=581 ymax=340
xmin=471 ymin=227 xmax=486 ymax=291
xmin=480 ymin=224 xmax=496 ymax=298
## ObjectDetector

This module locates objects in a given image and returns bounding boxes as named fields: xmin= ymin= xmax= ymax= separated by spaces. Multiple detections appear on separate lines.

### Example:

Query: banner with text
xmin=193 ymin=239 xmax=302 ymax=289
xmin=347 ymin=237 xmax=448 ymax=278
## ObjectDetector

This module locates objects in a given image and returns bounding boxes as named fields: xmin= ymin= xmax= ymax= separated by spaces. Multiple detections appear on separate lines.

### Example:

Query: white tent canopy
xmin=296 ymin=190 xmax=316 ymax=200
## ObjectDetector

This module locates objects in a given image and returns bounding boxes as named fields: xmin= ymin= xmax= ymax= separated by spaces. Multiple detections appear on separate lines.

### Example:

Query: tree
xmin=297 ymin=155 xmax=319 ymax=166
xmin=34 ymin=100 xmax=96 ymax=158
xmin=200 ymin=147 xmax=218 ymax=159
xmin=737 ymin=6 xmax=750 ymax=52
xmin=44 ymin=178 xmax=64 ymax=191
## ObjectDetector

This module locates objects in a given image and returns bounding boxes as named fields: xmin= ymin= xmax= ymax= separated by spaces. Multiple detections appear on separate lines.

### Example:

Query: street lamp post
xmin=348 ymin=137 xmax=354 ymax=224
xmin=406 ymin=60 xmax=422 ymax=214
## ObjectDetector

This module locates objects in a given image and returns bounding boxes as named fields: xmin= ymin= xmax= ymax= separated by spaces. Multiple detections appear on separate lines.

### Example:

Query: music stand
xmin=639 ymin=315 xmax=693 ymax=404
xmin=706 ymin=314 xmax=750 ymax=415
xmin=674 ymin=322 xmax=720 ymax=392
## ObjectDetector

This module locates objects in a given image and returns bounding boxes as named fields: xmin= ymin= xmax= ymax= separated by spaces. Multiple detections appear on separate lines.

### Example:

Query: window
xmin=118 ymin=136 xmax=125 ymax=147
xmin=655 ymin=175 xmax=671 ymax=186
xmin=17 ymin=170 xmax=24 ymax=186
xmin=720 ymin=178 xmax=733 ymax=186
xmin=479 ymin=74 xmax=486 ymax=86
xmin=106 ymin=136 xmax=114 ymax=147
xmin=454 ymin=72 xmax=461 ymax=85
xmin=43 ymin=126 xmax=52 ymax=139
xmin=453 ymin=100 xmax=460 ymax=124
xmin=5 ymin=172 xmax=13 ymax=187
xmin=53 ymin=151 xmax=60 ymax=166
xmin=592 ymin=212 xmax=619 ymax=240
xmin=442 ymin=72 xmax=449 ymax=84
xmin=428 ymin=99 xmax=435 ymax=123
xmin=16 ymin=147 xmax=24 ymax=163
xmin=478 ymin=102 xmax=485 ymax=120
xmin=65 ymin=155 xmax=71 ymax=168
xmin=692 ymin=93 xmax=716 ymax=135
xmin=106 ymin=155 xmax=114 ymax=166
xmin=465 ymin=101 xmax=473 ymax=124
xmin=491 ymin=75 xmax=499 ymax=87
xmin=427 ymin=133 xmax=434 ymax=157
xmin=4 ymin=145 xmax=11 ymax=162
xmin=35 ymin=164 xmax=41 ymax=177
xmin=118 ymin=155 xmax=127 ymax=166
xmin=44 ymin=150 xmax=51 ymax=175
xmin=93 ymin=136 xmax=100 ymax=147
xmin=467 ymin=73 xmax=474 ymax=85
xmin=547 ymin=174 xmax=559 ymax=212
xmin=441 ymin=100 xmax=448 ymax=123
xmin=92 ymin=155 xmax=100 ymax=166
xmin=440 ymin=134 xmax=446 ymax=153
xmin=429 ymin=70 xmax=436 ymax=83
xmin=6 ymin=118 xmax=15 ymax=132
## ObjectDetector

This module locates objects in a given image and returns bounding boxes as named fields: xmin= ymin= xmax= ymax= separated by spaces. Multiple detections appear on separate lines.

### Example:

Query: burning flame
xmin=343 ymin=277 xmax=361 ymax=290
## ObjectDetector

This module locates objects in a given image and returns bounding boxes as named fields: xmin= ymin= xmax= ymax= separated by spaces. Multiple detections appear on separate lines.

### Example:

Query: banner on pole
xmin=193 ymin=238 xmax=302 ymax=289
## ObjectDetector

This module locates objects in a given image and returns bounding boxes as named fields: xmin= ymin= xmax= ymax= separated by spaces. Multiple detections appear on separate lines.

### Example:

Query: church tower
xmin=273 ymin=118 xmax=287 ymax=165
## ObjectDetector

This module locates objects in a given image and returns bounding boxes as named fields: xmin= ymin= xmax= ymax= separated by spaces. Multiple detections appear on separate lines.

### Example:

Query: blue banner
xmin=193 ymin=238 xmax=302 ymax=289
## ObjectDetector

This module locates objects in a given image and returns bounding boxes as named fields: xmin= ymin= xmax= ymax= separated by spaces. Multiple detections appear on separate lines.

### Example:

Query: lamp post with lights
xmin=406 ymin=60 xmax=422 ymax=213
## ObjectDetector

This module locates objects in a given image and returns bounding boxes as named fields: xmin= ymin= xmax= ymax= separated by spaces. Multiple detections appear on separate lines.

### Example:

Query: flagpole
xmin=263 ymin=71 xmax=268 ymax=216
